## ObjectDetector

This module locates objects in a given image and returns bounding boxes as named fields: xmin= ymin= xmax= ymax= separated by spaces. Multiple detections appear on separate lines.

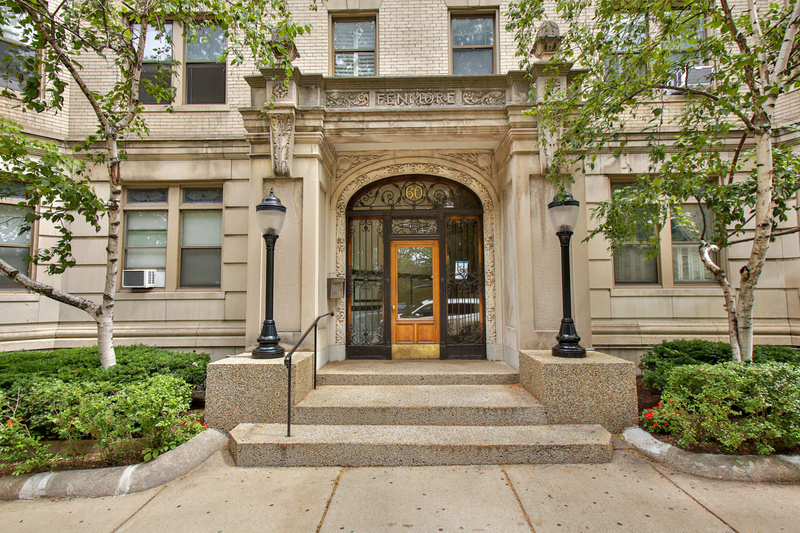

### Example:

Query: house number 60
xmin=405 ymin=185 xmax=424 ymax=200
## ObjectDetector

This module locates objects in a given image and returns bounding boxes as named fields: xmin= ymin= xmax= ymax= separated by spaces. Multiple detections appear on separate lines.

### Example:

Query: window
xmin=451 ymin=15 xmax=495 ymax=75
xmin=333 ymin=18 xmax=376 ymax=77
xmin=665 ymin=17 xmax=712 ymax=91
xmin=611 ymin=182 xmax=719 ymax=285
xmin=124 ymin=188 xmax=168 ymax=271
xmin=612 ymin=183 xmax=659 ymax=284
xmin=179 ymin=187 xmax=222 ymax=287
xmin=185 ymin=22 xmax=226 ymax=104
xmin=671 ymin=204 xmax=715 ymax=282
xmin=133 ymin=22 xmax=173 ymax=105
xmin=123 ymin=186 xmax=223 ymax=290
xmin=604 ymin=14 xmax=648 ymax=79
xmin=0 ymin=9 xmax=36 ymax=92
xmin=0 ymin=182 xmax=31 ymax=289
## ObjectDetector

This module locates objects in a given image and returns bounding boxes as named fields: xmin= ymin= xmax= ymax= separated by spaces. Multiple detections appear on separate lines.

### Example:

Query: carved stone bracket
xmin=333 ymin=161 xmax=498 ymax=347
xmin=268 ymin=111 xmax=295 ymax=177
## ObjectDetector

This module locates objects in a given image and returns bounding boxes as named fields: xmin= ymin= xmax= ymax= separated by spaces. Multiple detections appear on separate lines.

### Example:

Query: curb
xmin=622 ymin=427 xmax=800 ymax=483
xmin=0 ymin=429 xmax=228 ymax=501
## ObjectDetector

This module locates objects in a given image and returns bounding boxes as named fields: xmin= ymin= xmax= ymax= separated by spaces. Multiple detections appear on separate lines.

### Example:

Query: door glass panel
xmin=396 ymin=246 xmax=434 ymax=319
xmin=445 ymin=216 xmax=485 ymax=344
xmin=348 ymin=218 xmax=384 ymax=345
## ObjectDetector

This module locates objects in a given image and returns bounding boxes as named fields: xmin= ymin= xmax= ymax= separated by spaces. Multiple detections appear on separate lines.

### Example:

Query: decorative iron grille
xmin=350 ymin=178 xmax=480 ymax=211
xmin=347 ymin=218 xmax=384 ymax=345
xmin=391 ymin=217 xmax=438 ymax=235
xmin=445 ymin=216 xmax=485 ymax=345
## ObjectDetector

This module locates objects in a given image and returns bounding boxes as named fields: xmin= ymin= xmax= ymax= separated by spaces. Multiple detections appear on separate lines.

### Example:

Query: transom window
xmin=333 ymin=18 xmax=376 ymax=77
xmin=451 ymin=14 xmax=495 ymax=75
xmin=349 ymin=178 xmax=481 ymax=211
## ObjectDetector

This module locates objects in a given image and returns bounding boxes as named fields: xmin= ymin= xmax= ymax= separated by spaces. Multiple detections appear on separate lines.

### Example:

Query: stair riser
xmin=294 ymin=407 xmax=547 ymax=426
xmin=231 ymin=442 xmax=612 ymax=467
xmin=317 ymin=375 xmax=520 ymax=387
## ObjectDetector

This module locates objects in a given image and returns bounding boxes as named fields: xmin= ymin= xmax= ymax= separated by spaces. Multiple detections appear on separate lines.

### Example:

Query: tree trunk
xmin=699 ymin=244 xmax=742 ymax=362
xmin=96 ymin=311 xmax=116 ymax=369
xmin=736 ymin=129 xmax=775 ymax=362
xmin=96 ymin=150 xmax=123 ymax=369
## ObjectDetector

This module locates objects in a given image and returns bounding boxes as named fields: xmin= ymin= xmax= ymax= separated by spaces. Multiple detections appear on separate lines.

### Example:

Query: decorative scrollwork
xmin=350 ymin=177 xmax=481 ymax=211
xmin=462 ymin=90 xmax=505 ymax=106
xmin=326 ymin=91 xmax=369 ymax=107
xmin=391 ymin=218 xmax=438 ymax=235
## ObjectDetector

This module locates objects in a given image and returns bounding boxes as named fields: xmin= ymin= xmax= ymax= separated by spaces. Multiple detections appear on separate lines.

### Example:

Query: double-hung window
xmin=0 ymin=9 xmax=37 ymax=93
xmin=612 ymin=183 xmax=659 ymax=285
xmin=179 ymin=187 xmax=222 ymax=288
xmin=333 ymin=18 xmax=376 ymax=77
xmin=185 ymin=22 xmax=226 ymax=104
xmin=604 ymin=14 xmax=648 ymax=80
xmin=671 ymin=204 xmax=715 ymax=283
xmin=451 ymin=14 xmax=495 ymax=75
xmin=666 ymin=16 xmax=712 ymax=91
xmin=124 ymin=188 xmax=169 ymax=272
xmin=123 ymin=186 xmax=222 ymax=290
xmin=134 ymin=22 xmax=173 ymax=105
xmin=0 ymin=182 xmax=32 ymax=289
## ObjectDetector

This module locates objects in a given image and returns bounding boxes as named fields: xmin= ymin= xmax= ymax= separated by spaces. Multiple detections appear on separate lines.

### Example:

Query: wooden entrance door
xmin=391 ymin=240 xmax=440 ymax=359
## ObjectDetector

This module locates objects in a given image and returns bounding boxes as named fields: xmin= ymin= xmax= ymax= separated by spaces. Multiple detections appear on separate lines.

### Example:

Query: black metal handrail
xmin=284 ymin=312 xmax=334 ymax=437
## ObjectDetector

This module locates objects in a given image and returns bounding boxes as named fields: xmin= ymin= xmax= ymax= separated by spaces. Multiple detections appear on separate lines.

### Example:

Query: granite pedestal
xmin=519 ymin=350 xmax=637 ymax=433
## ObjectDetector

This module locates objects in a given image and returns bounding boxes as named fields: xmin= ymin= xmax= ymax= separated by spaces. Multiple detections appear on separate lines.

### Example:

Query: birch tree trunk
xmin=736 ymin=129 xmax=775 ymax=362
xmin=700 ymin=244 xmax=742 ymax=362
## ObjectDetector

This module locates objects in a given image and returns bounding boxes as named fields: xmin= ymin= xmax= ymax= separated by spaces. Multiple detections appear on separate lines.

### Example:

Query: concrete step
xmin=317 ymin=360 xmax=520 ymax=386
xmin=294 ymin=384 xmax=547 ymax=426
xmin=229 ymin=423 xmax=612 ymax=467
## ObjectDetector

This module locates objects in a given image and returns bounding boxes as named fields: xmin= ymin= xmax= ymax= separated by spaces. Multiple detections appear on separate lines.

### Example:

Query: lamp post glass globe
xmin=253 ymin=189 xmax=287 ymax=359
xmin=548 ymin=192 xmax=586 ymax=358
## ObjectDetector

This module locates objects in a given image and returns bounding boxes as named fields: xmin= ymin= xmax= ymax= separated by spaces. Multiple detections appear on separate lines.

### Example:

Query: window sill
xmin=0 ymin=292 xmax=39 ymax=301
xmin=141 ymin=103 xmax=231 ymax=113
xmin=610 ymin=287 xmax=722 ymax=297
xmin=116 ymin=291 xmax=224 ymax=300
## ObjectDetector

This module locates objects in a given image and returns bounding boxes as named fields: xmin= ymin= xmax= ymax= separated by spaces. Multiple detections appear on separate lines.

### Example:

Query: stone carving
xmin=376 ymin=91 xmax=456 ymax=107
xmin=462 ymin=90 xmax=505 ymax=106
xmin=441 ymin=152 xmax=493 ymax=175
xmin=336 ymin=154 xmax=384 ymax=180
xmin=273 ymin=81 xmax=288 ymax=100
xmin=268 ymin=112 xmax=294 ymax=177
xmin=327 ymin=91 xmax=369 ymax=107
xmin=533 ymin=21 xmax=562 ymax=58
xmin=333 ymin=161 xmax=498 ymax=345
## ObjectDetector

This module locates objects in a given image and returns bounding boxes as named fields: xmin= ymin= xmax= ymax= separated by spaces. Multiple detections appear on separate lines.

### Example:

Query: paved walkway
xmin=1 ymin=443 xmax=798 ymax=532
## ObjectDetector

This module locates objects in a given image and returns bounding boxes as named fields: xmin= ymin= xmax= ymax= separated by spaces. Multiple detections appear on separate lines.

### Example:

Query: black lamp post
xmin=252 ymin=188 xmax=287 ymax=359
xmin=548 ymin=192 xmax=586 ymax=358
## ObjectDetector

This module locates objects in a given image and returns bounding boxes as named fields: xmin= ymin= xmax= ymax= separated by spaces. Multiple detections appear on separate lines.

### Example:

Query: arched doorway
xmin=346 ymin=176 xmax=485 ymax=359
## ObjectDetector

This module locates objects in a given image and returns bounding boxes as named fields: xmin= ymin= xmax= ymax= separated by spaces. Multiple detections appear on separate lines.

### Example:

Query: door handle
xmin=392 ymin=305 xmax=396 ymax=310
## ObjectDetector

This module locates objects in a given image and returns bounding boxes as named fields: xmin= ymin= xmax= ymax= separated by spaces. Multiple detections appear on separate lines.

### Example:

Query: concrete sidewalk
xmin=1 ymin=444 xmax=798 ymax=532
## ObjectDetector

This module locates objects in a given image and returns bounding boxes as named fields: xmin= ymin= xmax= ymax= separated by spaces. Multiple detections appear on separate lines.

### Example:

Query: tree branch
xmin=0 ymin=259 xmax=100 ymax=317
xmin=773 ymin=0 xmax=800 ymax=87
xmin=728 ymin=132 xmax=748 ymax=184
xmin=728 ymin=226 xmax=800 ymax=244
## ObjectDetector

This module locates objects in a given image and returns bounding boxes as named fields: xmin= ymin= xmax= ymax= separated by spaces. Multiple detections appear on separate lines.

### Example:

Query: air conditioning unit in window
xmin=122 ymin=269 xmax=166 ymax=289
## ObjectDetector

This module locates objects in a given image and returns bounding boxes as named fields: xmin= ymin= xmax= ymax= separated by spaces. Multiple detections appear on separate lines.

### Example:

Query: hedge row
xmin=639 ymin=339 xmax=800 ymax=392
xmin=0 ymin=344 xmax=209 ymax=390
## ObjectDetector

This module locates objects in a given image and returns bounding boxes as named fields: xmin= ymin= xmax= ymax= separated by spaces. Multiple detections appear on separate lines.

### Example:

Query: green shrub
xmin=642 ymin=362 xmax=800 ymax=454
xmin=5 ymin=375 xmax=205 ymax=467
xmin=639 ymin=339 xmax=799 ymax=392
xmin=0 ymin=345 xmax=209 ymax=391
xmin=0 ymin=390 xmax=61 ymax=475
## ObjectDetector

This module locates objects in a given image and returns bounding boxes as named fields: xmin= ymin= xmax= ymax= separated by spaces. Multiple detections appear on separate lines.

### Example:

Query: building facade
xmin=1 ymin=0 xmax=798 ymax=364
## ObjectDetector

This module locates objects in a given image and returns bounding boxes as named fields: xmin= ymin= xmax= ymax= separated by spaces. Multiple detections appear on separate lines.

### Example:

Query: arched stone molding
xmin=332 ymin=157 xmax=499 ymax=349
